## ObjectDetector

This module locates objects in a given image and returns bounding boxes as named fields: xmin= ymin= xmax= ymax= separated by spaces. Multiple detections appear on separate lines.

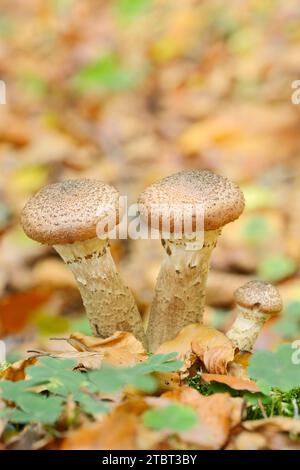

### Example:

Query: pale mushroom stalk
xmin=21 ymin=179 xmax=147 ymax=348
xmin=139 ymin=170 xmax=245 ymax=352
xmin=226 ymin=280 xmax=282 ymax=352
xmin=147 ymin=230 xmax=220 ymax=352
xmin=54 ymin=238 xmax=147 ymax=344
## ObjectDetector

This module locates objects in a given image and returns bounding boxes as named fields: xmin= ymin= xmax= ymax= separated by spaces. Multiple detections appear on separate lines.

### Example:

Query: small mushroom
xmin=226 ymin=280 xmax=283 ymax=352
xmin=138 ymin=170 xmax=245 ymax=351
xmin=21 ymin=179 xmax=147 ymax=346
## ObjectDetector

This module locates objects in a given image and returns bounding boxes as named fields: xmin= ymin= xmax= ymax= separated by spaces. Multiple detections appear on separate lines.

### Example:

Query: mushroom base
xmin=147 ymin=229 xmax=220 ymax=352
xmin=54 ymin=238 xmax=147 ymax=347
xmin=226 ymin=305 xmax=269 ymax=352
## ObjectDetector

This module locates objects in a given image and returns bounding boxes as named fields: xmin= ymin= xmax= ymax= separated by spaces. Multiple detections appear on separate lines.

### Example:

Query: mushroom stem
xmin=226 ymin=305 xmax=269 ymax=352
xmin=147 ymin=229 xmax=220 ymax=351
xmin=54 ymin=237 xmax=147 ymax=347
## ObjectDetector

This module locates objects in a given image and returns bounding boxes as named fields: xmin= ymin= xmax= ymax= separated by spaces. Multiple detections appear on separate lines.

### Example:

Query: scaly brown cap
xmin=21 ymin=179 xmax=120 ymax=245
xmin=234 ymin=280 xmax=283 ymax=314
xmin=138 ymin=170 xmax=245 ymax=232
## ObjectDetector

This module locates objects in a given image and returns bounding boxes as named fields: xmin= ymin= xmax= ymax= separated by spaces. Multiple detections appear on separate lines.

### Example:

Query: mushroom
xmin=138 ymin=170 xmax=245 ymax=351
xmin=21 ymin=179 xmax=147 ymax=346
xmin=226 ymin=280 xmax=283 ymax=352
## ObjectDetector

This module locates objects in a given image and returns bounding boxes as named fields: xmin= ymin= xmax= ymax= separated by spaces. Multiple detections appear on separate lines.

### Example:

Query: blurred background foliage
xmin=1 ymin=0 xmax=300 ymax=360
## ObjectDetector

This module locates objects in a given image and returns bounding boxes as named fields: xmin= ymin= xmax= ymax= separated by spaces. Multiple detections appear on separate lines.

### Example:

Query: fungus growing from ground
xmin=226 ymin=280 xmax=283 ymax=352
xmin=138 ymin=170 xmax=245 ymax=351
xmin=21 ymin=179 xmax=147 ymax=346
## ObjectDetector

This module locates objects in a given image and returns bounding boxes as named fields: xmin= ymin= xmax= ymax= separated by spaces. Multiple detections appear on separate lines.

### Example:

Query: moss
xmin=186 ymin=374 xmax=300 ymax=421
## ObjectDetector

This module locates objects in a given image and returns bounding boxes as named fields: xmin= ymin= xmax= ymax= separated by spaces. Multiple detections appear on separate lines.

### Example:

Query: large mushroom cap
xmin=234 ymin=280 xmax=283 ymax=314
xmin=138 ymin=170 xmax=245 ymax=232
xmin=21 ymin=179 xmax=120 ymax=245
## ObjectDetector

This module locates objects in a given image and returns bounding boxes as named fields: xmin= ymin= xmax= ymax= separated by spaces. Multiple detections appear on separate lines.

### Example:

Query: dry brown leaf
xmin=0 ymin=357 xmax=37 ymax=381
xmin=243 ymin=417 xmax=300 ymax=434
xmin=28 ymin=349 xmax=104 ymax=370
xmin=28 ymin=331 xmax=147 ymax=370
xmin=157 ymin=324 xmax=235 ymax=374
xmin=0 ymin=289 xmax=51 ymax=336
xmin=61 ymin=399 xmax=150 ymax=450
xmin=228 ymin=351 xmax=252 ymax=378
xmin=226 ymin=431 xmax=267 ymax=450
xmin=162 ymin=386 xmax=244 ymax=449
xmin=68 ymin=331 xmax=147 ymax=367
xmin=229 ymin=417 xmax=300 ymax=450
xmin=61 ymin=389 xmax=244 ymax=451
xmin=0 ymin=399 xmax=6 ymax=439
xmin=201 ymin=373 xmax=260 ymax=393
xmin=191 ymin=325 xmax=235 ymax=374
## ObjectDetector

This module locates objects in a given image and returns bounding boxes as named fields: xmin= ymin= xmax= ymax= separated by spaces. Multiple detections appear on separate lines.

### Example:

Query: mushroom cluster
xmin=138 ymin=170 xmax=245 ymax=351
xmin=22 ymin=171 xmax=281 ymax=356
xmin=21 ymin=179 xmax=147 ymax=347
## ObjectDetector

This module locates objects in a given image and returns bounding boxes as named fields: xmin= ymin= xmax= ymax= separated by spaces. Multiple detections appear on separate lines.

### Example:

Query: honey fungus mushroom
xmin=138 ymin=170 xmax=245 ymax=351
xmin=21 ymin=179 xmax=147 ymax=346
xmin=226 ymin=280 xmax=283 ymax=352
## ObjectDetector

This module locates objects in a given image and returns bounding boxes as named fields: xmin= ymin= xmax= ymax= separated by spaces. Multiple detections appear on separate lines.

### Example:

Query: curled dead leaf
xmin=191 ymin=325 xmax=235 ymax=374
xmin=68 ymin=331 xmax=147 ymax=367
xmin=157 ymin=323 xmax=235 ymax=375
xmin=201 ymin=373 xmax=260 ymax=393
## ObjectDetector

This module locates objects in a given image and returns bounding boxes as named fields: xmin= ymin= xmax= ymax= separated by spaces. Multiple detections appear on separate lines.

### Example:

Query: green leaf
xmin=128 ymin=374 xmax=157 ymax=393
xmin=0 ymin=380 xmax=33 ymax=401
xmin=143 ymin=404 xmax=198 ymax=432
xmin=242 ymin=214 xmax=271 ymax=245
xmin=26 ymin=357 xmax=84 ymax=395
xmin=273 ymin=301 xmax=300 ymax=339
xmin=13 ymin=394 xmax=64 ymax=424
xmin=71 ymin=317 xmax=92 ymax=336
xmin=258 ymin=254 xmax=297 ymax=282
xmin=73 ymin=53 xmax=136 ymax=92
xmin=242 ymin=185 xmax=276 ymax=210
xmin=74 ymin=392 xmax=109 ymax=416
xmin=87 ymin=365 xmax=126 ymax=393
xmin=248 ymin=344 xmax=300 ymax=392
xmin=136 ymin=353 xmax=183 ymax=373
xmin=115 ymin=0 xmax=151 ymax=20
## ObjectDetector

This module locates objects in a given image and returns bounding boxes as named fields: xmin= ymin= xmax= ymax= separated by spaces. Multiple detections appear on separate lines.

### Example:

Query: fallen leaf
xmin=243 ymin=417 xmax=300 ymax=434
xmin=68 ymin=331 xmax=147 ymax=367
xmin=226 ymin=431 xmax=267 ymax=450
xmin=201 ymin=373 xmax=260 ymax=393
xmin=0 ymin=357 xmax=37 ymax=381
xmin=0 ymin=399 xmax=6 ymax=439
xmin=162 ymin=386 xmax=244 ymax=449
xmin=5 ymin=423 xmax=52 ymax=450
xmin=28 ymin=349 xmax=104 ymax=370
xmin=191 ymin=324 xmax=235 ymax=374
xmin=61 ymin=399 xmax=149 ymax=450
xmin=0 ymin=288 xmax=51 ymax=336
xmin=228 ymin=351 xmax=252 ymax=378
